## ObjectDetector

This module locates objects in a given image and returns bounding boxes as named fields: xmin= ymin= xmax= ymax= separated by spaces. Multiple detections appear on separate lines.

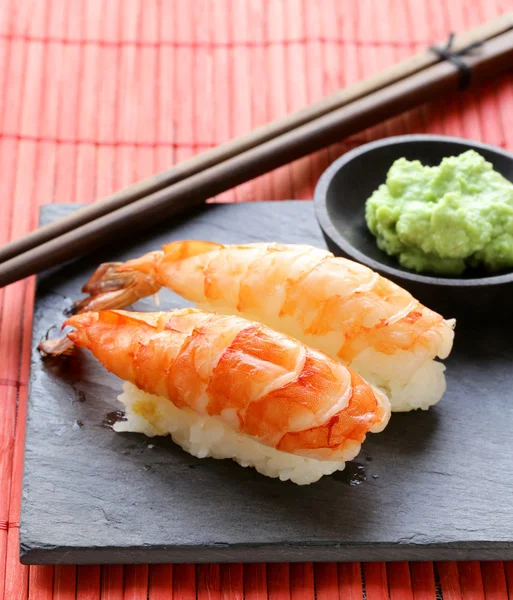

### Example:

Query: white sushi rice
xmin=114 ymin=382 xmax=363 ymax=485
xmin=352 ymin=318 xmax=456 ymax=412
xmin=350 ymin=349 xmax=449 ymax=412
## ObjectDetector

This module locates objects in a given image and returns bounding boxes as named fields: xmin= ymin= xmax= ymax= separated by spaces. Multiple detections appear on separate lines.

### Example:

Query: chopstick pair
xmin=1 ymin=13 xmax=513 ymax=289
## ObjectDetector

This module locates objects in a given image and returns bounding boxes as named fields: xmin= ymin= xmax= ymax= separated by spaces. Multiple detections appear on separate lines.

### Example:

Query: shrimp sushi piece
xmin=65 ymin=308 xmax=390 ymax=484
xmin=73 ymin=242 xmax=455 ymax=412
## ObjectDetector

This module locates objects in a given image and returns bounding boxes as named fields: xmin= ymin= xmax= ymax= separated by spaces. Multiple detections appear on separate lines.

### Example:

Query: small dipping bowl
xmin=314 ymin=135 xmax=513 ymax=322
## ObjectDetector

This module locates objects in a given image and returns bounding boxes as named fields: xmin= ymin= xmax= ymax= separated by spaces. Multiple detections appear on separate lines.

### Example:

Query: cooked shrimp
xmin=70 ymin=242 xmax=455 ymax=411
xmin=65 ymin=308 xmax=390 ymax=466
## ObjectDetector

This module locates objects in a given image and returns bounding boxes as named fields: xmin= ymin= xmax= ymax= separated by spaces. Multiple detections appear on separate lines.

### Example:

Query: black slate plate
xmin=21 ymin=202 xmax=513 ymax=565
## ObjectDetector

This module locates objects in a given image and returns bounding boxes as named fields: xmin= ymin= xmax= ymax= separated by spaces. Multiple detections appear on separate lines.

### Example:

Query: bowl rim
xmin=314 ymin=134 xmax=513 ymax=288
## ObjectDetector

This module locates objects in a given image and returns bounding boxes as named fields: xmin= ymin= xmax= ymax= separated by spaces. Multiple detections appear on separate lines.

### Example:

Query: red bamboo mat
xmin=1 ymin=0 xmax=513 ymax=597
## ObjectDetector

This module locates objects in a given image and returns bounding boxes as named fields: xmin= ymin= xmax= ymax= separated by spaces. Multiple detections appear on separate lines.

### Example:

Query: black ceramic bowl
xmin=314 ymin=135 xmax=513 ymax=322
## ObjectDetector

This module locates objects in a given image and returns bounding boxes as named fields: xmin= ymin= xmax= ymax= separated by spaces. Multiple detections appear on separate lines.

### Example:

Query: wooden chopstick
xmin=1 ymin=28 xmax=513 ymax=289
xmin=0 ymin=12 xmax=511 ymax=266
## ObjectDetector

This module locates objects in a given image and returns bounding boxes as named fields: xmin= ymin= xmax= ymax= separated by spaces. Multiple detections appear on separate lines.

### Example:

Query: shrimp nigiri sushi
xmin=73 ymin=242 xmax=455 ymax=412
xmin=64 ymin=308 xmax=390 ymax=484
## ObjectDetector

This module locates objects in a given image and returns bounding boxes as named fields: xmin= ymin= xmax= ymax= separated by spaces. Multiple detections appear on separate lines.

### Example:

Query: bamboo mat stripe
xmin=1 ymin=0 xmax=513 ymax=598
xmin=0 ymin=34 xmax=470 ymax=47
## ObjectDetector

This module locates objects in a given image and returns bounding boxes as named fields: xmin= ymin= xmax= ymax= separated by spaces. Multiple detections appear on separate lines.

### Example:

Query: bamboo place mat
xmin=1 ymin=0 xmax=513 ymax=598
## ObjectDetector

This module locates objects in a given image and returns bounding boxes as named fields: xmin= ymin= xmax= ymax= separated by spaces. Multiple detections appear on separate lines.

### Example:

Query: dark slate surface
xmin=21 ymin=202 xmax=513 ymax=565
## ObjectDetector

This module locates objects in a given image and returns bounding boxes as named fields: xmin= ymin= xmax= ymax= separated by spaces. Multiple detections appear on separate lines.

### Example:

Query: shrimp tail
xmin=71 ymin=243 xmax=221 ymax=314
xmin=39 ymin=253 xmax=164 ymax=357
xmin=71 ymin=252 xmax=164 ymax=314
xmin=38 ymin=335 xmax=76 ymax=356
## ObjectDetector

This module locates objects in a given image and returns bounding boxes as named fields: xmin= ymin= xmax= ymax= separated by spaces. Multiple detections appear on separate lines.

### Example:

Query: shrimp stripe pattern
xmin=66 ymin=241 xmax=455 ymax=411
xmin=66 ymin=308 xmax=390 ymax=460
xmin=75 ymin=241 xmax=453 ymax=361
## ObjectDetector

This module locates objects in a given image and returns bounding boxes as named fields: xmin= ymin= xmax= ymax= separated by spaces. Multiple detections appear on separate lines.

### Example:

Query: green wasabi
xmin=365 ymin=150 xmax=513 ymax=275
